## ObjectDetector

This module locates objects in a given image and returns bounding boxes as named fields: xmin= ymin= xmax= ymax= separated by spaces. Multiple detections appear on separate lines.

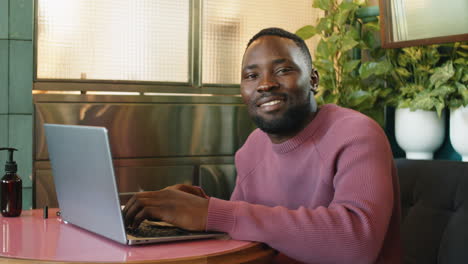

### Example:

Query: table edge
xmin=0 ymin=242 xmax=276 ymax=264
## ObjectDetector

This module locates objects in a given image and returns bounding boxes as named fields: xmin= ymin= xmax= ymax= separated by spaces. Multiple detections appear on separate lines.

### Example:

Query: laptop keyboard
xmin=126 ymin=220 xmax=206 ymax=238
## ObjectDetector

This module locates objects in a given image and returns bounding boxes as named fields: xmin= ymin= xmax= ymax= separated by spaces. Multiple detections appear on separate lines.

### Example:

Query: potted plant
xmin=387 ymin=44 xmax=458 ymax=159
xmin=445 ymin=42 xmax=468 ymax=161
xmin=296 ymin=0 xmax=392 ymax=126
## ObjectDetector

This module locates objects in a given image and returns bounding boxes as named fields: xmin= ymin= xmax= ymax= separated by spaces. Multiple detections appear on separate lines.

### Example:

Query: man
xmin=123 ymin=28 xmax=402 ymax=264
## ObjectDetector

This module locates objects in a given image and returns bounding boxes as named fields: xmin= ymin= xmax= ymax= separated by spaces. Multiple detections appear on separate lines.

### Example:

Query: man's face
xmin=240 ymin=36 xmax=315 ymax=135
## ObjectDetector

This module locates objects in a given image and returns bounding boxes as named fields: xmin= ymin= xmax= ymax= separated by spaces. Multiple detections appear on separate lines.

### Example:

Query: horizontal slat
xmin=35 ymin=102 xmax=255 ymax=160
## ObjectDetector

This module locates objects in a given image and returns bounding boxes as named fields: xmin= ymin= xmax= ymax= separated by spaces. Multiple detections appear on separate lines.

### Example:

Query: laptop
xmin=44 ymin=124 xmax=225 ymax=245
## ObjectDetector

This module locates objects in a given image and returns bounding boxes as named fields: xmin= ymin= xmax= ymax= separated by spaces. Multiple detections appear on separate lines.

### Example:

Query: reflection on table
xmin=0 ymin=209 xmax=275 ymax=263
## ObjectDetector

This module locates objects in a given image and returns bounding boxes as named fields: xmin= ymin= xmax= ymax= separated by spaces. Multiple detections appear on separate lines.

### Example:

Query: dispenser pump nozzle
xmin=0 ymin=148 xmax=18 ymax=173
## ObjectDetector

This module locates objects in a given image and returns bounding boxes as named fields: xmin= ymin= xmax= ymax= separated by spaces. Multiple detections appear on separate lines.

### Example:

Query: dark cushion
xmin=396 ymin=159 xmax=468 ymax=264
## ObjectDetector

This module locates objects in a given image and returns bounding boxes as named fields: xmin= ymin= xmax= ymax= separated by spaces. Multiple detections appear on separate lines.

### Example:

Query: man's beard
xmin=250 ymin=94 xmax=312 ymax=135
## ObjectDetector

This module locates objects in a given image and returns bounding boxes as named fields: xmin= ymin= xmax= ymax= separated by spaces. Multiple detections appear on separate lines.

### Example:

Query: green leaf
xmin=313 ymin=0 xmax=332 ymax=11
xmin=457 ymin=82 xmax=467 ymax=93
xmin=362 ymin=30 xmax=376 ymax=49
xmin=395 ymin=67 xmax=411 ymax=78
xmin=456 ymin=50 xmax=468 ymax=58
xmin=363 ymin=21 xmax=380 ymax=32
xmin=429 ymin=84 xmax=455 ymax=97
xmin=463 ymin=72 xmax=468 ymax=83
xmin=315 ymin=59 xmax=334 ymax=73
xmin=327 ymin=35 xmax=339 ymax=55
xmin=426 ymin=46 xmax=441 ymax=65
xmin=397 ymin=53 xmax=410 ymax=67
xmin=359 ymin=62 xmax=377 ymax=79
xmin=435 ymin=101 xmax=445 ymax=117
xmin=328 ymin=34 xmax=340 ymax=44
xmin=359 ymin=60 xmax=392 ymax=79
xmin=364 ymin=108 xmax=385 ymax=127
xmin=318 ymin=77 xmax=334 ymax=91
xmin=454 ymin=64 xmax=464 ymax=81
xmin=380 ymin=87 xmax=393 ymax=98
xmin=335 ymin=11 xmax=350 ymax=27
xmin=343 ymin=60 xmax=361 ymax=73
xmin=449 ymin=98 xmax=464 ymax=109
xmin=347 ymin=90 xmax=372 ymax=107
xmin=411 ymin=96 xmax=435 ymax=111
xmin=400 ymin=84 xmax=425 ymax=101
xmin=398 ymin=100 xmax=411 ymax=109
xmin=335 ymin=2 xmax=357 ymax=26
xmin=340 ymin=31 xmax=359 ymax=52
xmin=316 ymin=17 xmax=333 ymax=33
xmin=402 ymin=47 xmax=422 ymax=63
xmin=430 ymin=61 xmax=455 ymax=88
xmin=457 ymin=82 xmax=468 ymax=104
xmin=454 ymin=58 xmax=466 ymax=65
xmin=296 ymin=25 xmax=317 ymax=40
xmin=339 ymin=1 xmax=357 ymax=12
xmin=348 ymin=26 xmax=360 ymax=41
xmin=414 ymin=64 xmax=434 ymax=79
xmin=323 ymin=93 xmax=340 ymax=104
xmin=317 ymin=39 xmax=331 ymax=58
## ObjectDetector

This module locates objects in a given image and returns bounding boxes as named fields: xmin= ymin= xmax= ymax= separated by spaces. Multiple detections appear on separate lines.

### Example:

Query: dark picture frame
xmin=379 ymin=0 xmax=468 ymax=48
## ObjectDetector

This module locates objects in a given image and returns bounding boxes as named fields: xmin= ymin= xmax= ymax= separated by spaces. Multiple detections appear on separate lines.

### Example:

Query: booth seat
xmin=396 ymin=159 xmax=468 ymax=264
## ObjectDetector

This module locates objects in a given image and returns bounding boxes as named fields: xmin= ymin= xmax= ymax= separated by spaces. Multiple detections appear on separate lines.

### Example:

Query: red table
xmin=0 ymin=209 xmax=275 ymax=263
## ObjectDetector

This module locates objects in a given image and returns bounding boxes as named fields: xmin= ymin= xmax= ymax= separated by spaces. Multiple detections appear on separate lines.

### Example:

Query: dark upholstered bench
xmin=396 ymin=159 xmax=468 ymax=264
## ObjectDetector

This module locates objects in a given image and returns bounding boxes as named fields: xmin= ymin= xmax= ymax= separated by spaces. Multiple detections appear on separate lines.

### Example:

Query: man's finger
xmin=124 ymin=197 xmax=147 ymax=227
xmin=131 ymin=207 xmax=148 ymax=229
xmin=166 ymin=184 xmax=208 ymax=198
xmin=125 ymin=196 xmax=165 ymax=227
xmin=122 ymin=194 xmax=137 ymax=216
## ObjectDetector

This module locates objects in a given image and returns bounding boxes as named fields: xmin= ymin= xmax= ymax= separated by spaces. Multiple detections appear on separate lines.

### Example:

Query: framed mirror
xmin=379 ymin=0 xmax=468 ymax=48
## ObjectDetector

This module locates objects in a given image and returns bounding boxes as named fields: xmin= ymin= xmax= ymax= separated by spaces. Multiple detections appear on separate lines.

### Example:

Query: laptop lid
xmin=45 ymin=124 xmax=128 ymax=244
xmin=45 ymin=124 xmax=225 ymax=245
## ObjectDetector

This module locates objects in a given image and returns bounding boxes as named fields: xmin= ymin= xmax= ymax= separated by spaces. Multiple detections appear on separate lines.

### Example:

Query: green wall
xmin=0 ymin=0 xmax=33 ymax=210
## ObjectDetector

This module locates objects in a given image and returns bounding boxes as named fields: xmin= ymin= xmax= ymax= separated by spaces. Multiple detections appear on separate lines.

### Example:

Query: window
xmin=36 ymin=0 xmax=321 ymax=91
xmin=202 ymin=0 xmax=320 ymax=85
xmin=37 ymin=0 xmax=190 ymax=82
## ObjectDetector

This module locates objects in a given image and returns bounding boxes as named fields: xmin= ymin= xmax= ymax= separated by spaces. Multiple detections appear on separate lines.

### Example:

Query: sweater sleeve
xmin=206 ymin=120 xmax=395 ymax=264
xmin=229 ymin=171 xmax=245 ymax=201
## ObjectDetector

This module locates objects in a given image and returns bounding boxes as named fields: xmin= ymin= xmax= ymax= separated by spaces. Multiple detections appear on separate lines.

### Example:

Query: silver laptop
xmin=44 ymin=124 xmax=225 ymax=245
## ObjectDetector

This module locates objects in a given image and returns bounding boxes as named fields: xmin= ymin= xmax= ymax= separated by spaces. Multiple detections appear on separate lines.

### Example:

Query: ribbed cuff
xmin=206 ymin=197 xmax=237 ymax=233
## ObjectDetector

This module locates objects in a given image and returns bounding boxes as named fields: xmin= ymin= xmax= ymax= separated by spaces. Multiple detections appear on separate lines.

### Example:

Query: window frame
xmin=33 ymin=0 xmax=242 ymax=95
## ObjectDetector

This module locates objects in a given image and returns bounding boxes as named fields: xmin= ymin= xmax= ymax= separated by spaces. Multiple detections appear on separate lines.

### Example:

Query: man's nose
xmin=256 ymin=74 xmax=279 ymax=92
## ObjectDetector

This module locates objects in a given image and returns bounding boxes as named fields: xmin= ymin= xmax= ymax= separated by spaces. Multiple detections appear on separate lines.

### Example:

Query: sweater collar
xmin=271 ymin=104 xmax=333 ymax=154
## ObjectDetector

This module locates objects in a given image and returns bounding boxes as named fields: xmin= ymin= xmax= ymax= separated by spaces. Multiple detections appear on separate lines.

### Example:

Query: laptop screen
xmin=45 ymin=124 xmax=127 ymax=244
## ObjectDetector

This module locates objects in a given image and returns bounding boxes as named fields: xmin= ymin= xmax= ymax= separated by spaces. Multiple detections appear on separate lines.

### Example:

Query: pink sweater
xmin=206 ymin=104 xmax=402 ymax=264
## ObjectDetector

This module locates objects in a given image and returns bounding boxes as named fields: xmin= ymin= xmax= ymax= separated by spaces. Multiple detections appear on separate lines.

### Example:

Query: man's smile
xmin=261 ymin=100 xmax=282 ymax=107
xmin=255 ymin=95 xmax=287 ymax=112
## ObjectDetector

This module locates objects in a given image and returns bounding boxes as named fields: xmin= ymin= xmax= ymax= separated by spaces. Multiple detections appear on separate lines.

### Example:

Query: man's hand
xmin=122 ymin=187 xmax=209 ymax=231
xmin=163 ymin=184 xmax=209 ymax=199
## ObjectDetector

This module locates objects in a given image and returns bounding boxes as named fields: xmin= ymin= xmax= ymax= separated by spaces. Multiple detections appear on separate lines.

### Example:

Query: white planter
xmin=395 ymin=108 xmax=445 ymax=160
xmin=450 ymin=105 xmax=468 ymax=161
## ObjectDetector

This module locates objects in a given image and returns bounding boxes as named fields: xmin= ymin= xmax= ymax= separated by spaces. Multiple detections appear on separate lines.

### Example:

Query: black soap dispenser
xmin=0 ymin=148 xmax=22 ymax=217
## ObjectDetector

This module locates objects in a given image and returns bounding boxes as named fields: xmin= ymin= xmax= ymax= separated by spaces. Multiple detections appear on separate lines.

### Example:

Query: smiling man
xmin=240 ymin=30 xmax=319 ymax=143
xmin=123 ymin=28 xmax=402 ymax=264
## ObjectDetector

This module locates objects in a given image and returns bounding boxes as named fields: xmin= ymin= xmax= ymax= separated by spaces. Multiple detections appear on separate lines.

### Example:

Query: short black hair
xmin=246 ymin=27 xmax=313 ymax=71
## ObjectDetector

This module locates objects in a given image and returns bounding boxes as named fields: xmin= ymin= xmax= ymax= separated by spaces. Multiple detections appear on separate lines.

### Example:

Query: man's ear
xmin=310 ymin=68 xmax=319 ymax=94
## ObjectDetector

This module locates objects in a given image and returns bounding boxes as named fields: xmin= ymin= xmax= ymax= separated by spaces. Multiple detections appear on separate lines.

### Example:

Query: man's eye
xmin=276 ymin=68 xmax=292 ymax=75
xmin=244 ymin=73 xmax=258 ymax=79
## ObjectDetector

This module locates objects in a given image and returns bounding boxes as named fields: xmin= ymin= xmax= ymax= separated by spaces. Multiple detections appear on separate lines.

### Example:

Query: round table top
xmin=0 ymin=209 xmax=275 ymax=263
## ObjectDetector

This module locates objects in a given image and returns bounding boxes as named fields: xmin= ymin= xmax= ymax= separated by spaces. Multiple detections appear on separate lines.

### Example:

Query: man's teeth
xmin=261 ymin=100 xmax=281 ymax=107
